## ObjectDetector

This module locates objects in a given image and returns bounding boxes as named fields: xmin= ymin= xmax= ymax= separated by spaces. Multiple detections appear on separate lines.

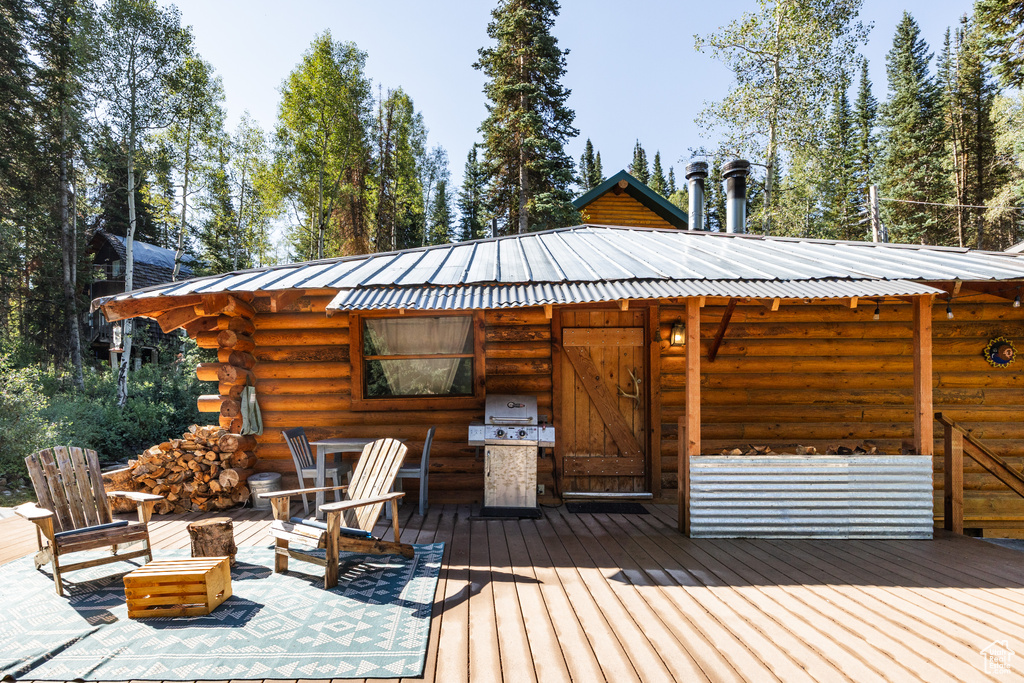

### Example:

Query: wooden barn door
xmin=558 ymin=309 xmax=648 ymax=494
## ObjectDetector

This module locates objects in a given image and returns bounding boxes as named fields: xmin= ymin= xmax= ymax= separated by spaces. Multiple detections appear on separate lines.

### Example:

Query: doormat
xmin=0 ymin=543 xmax=443 ymax=681
xmin=566 ymin=501 xmax=650 ymax=514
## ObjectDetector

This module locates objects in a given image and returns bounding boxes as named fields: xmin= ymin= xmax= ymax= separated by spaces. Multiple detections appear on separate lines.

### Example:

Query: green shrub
xmin=0 ymin=337 xmax=213 ymax=480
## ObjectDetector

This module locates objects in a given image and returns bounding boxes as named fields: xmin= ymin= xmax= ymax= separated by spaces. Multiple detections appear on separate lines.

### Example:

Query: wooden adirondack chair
xmin=15 ymin=447 xmax=164 ymax=595
xmin=260 ymin=438 xmax=415 ymax=589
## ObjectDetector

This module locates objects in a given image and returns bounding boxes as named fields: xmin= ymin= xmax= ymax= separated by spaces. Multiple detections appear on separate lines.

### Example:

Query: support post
xmin=912 ymin=296 xmax=934 ymax=455
xmin=679 ymin=297 xmax=700 ymax=534
xmin=943 ymin=422 xmax=964 ymax=534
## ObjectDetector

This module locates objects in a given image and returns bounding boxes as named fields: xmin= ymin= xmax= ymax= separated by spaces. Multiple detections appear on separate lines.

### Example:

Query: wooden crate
xmin=124 ymin=557 xmax=232 ymax=618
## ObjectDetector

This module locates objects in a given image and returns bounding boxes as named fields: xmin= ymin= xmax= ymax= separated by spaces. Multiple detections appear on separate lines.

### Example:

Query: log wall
xmin=660 ymin=296 xmax=1024 ymax=535
xmin=579 ymin=192 xmax=678 ymax=229
xmin=186 ymin=292 xmax=1024 ymax=533
xmin=201 ymin=297 xmax=555 ymax=505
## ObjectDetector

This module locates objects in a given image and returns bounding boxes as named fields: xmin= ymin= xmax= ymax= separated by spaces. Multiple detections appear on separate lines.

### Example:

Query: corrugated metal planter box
xmin=689 ymin=455 xmax=933 ymax=539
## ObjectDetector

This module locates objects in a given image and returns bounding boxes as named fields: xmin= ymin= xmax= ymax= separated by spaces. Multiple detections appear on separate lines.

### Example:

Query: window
xmin=351 ymin=312 xmax=483 ymax=410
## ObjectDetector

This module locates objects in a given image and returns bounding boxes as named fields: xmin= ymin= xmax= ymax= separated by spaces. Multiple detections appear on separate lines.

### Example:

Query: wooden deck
xmin=3 ymin=504 xmax=1024 ymax=682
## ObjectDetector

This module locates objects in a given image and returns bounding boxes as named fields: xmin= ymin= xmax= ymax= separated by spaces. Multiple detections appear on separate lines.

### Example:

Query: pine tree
xmin=976 ymin=0 xmax=1024 ymax=89
xmin=704 ymin=155 xmax=727 ymax=232
xmin=578 ymin=138 xmax=597 ymax=191
xmin=878 ymin=12 xmax=949 ymax=244
xmin=371 ymin=88 xmax=426 ymax=253
xmin=630 ymin=140 xmax=649 ymax=183
xmin=458 ymin=144 xmax=487 ymax=241
xmin=667 ymin=166 xmax=677 ymax=195
xmin=427 ymin=180 xmax=453 ymax=245
xmin=940 ymin=15 xmax=998 ymax=248
xmin=475 ymin=0 xmax=579 ymax=234
xmin=821 ymin=71 xmax=858 ymax=240
xmin=852 ymin=59 xmax=878 ymax=218
xmin=650 ymin=151 xmax=666 ymax=195
xmin=197 ymin=143 xmax=238 ymax=275
xmin=594 ymin=151 xmax=604 ymax=185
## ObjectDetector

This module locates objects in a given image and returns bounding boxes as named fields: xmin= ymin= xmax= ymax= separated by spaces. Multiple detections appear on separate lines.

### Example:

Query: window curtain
xmin=365 ymin=317 xmax=472 ymax=395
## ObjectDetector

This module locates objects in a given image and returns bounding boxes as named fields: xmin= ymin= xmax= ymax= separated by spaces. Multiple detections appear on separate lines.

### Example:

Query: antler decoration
xmin=618 ymin=367 xmax=642 ymax=403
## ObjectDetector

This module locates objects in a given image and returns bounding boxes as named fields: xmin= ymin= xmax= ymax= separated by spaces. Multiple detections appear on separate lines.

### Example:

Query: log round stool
xmin=187 ymin=517 xmax=237 ymax=566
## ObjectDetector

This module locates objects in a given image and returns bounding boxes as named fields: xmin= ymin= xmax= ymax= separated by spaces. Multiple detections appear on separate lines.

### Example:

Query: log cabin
xmin=573 ymin=170 xmax=689 ymax=229
xmin=92 ymin=220 xmax=1024 ymax=538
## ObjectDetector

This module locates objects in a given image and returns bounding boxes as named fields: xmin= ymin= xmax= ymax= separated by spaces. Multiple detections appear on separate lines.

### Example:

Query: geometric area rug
xmin=0 ymin=543 xmax=444 ymax=680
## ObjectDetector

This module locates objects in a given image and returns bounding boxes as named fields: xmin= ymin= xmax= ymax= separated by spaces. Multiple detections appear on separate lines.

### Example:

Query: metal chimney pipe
xmin=722 ymin=159 xmax=750 ymax=234
xmin=685 ymin=161 xmax=708 ymax=231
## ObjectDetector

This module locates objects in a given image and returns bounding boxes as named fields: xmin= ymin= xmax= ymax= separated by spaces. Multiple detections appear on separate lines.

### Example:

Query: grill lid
xmin=485 ymin=394 xmax=537 ymax=425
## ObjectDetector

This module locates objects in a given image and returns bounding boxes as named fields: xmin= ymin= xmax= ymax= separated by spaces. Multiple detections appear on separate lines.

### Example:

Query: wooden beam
xmin=847 ymin=297 xmax=858 ymax=309
xmin=195 ymin=294 xmax=255 ymax=318
xmin=618 ymin=299 xmax=629 ymax=311
xmin=943 ymin=421 xmax=963 ymax=534
xmin=155 ymin=305 xmax=204 ymax=333
xmin=707 ymin=298 xmax=737 ymax=363
xmin=612 ymin=179 xmax=628 ymax=195
xmin=270 ymin=289 xmax=304 ymax=313
xmin=680 ymin=297 xmax=701 ymax=535
xmin=648 ymin=304 xmax=662 ymax=499
xmin=698 ymin=296 xmax=706 ymax=308
xmin=953 ymin=280 xmax=962 ymax=295
xmin=543 ymin=304 xmax=553 ymax=319
xmin=183 ymin=317 xmax=218 ymax=336
xmin=100 ymin=294 xmax=203 ymax=322
xmin=912 ymin=296 xmax=933 ymax=455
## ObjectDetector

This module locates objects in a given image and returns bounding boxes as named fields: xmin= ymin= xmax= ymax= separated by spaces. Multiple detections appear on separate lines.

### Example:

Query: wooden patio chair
xmin=387 ymin=426 xmax=435 ymax=519
xmin=282 ymin=427 xmax=346 ymax=515
xmin=260 ymin=437 xmax=415 ymax=589
xmin=14 ymin=446 xmax=164 ymax=596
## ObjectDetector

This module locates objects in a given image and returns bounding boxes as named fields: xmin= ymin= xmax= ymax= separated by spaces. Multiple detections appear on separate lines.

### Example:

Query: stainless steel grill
xmin=469 ymin=394 xmax=554 ymax=515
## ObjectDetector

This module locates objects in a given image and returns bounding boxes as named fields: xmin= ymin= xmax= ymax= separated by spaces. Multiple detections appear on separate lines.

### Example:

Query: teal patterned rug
xmin=0 ymin=543 xmax=444 ymax=680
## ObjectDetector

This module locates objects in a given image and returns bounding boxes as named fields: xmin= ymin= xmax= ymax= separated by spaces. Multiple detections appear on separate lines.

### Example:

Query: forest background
xmin=1 ymin=0 xmax=1021 ymax=496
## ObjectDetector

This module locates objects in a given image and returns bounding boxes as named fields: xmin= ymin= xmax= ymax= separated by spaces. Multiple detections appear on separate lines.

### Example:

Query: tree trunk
xmin=317 ymin=144 xmax=325 ymax=259
xmin=117 ymin=126 xmax=137 ymax=408
xmin=173 ymin=119 xmax=192 ymax=281
xmin=59 ymin=112 xmax=84 ymax=391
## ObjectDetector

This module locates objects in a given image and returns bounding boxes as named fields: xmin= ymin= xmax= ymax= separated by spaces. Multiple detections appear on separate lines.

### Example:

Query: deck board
xmin=4 ymin=504 xmax=1024 ymax=682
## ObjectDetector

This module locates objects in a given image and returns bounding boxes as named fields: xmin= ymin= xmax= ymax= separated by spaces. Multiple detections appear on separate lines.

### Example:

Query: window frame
xmin=349 ymin=310 xmax=485 ymax=411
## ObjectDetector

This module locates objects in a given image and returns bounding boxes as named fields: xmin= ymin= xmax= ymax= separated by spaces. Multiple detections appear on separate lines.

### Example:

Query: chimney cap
xmin=685 ymin=161 xmax=708 ymax=180
xmin=722 ymin=159 xmax=750 ymax=178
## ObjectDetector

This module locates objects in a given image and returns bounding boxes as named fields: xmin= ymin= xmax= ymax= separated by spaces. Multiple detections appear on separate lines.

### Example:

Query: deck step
xmin=561 ymin=491 xmax=654 ymax=500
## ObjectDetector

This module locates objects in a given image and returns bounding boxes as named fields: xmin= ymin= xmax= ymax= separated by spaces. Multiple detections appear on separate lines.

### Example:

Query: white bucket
xmin=247 ymin=472 xmax=281 ymax=510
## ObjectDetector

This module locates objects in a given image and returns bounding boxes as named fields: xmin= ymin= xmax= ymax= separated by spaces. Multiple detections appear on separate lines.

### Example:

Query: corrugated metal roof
xmin=95 ymin=225 xmax=1024 ymax=313
xmin=324 ymin=279 xmax=941 ymax=311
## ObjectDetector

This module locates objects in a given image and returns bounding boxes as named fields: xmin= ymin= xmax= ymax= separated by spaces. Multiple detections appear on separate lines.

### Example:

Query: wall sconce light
xmin=946 ymin=295 xmax=954 ymax=320
xmin=1014 ymin=288 xmax=1021 ymax=308
xmin=873 ymin=301 xmax=880 ymax=320
xmin=670 ymin=319 xmax=686 ymax=346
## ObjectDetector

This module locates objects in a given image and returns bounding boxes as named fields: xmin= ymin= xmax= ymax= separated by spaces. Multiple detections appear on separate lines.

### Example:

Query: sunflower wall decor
xmin=983 ymin=337 xmax=1017 ymax=369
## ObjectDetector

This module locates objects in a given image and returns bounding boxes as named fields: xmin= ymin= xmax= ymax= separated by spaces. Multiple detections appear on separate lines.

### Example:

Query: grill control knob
xmin=517 ymin=429 xmax=528 ymax=438
xmin=496 ymin=429 xmax=505 ymax=437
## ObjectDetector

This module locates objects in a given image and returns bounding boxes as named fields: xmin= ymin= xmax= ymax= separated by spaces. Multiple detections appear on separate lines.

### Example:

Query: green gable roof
xmin=572 ymin=169 xmax=689 ymax=229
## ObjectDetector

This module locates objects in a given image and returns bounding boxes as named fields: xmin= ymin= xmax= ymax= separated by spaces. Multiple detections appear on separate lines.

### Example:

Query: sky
xmin=164 ymin=0 xmax=971 ymax=191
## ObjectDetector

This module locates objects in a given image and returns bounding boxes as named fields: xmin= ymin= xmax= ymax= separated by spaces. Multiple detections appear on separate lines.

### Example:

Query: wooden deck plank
xmin=486 ymin=520 xmax=538 ymax=683
xmin=467 ymin=517 xmax=501 ymax=683
xmin=516 ymin=514 xmax=608 ymax=683
xmin=641 ymin=506 xmax=979 ymax=682
xmin=555 ymin=509 xmax=714 ymax=682
xmin=543 ymin=508 xmax=676 ymax=682
xmin=432 ymin=505 xmax=472 ymax=683
xmin=609 ymin=509 xmax=812 ymax=682
xmin=533 ymin=509 xmax=641 ymax=682
xmin=760 ymin=539 xmax=1009 ymax=681
xmin=7 ymin=504 xmax=1024 ymax=683
xmin=501 ymin=519 xmax=573 ymax=683
xmin=406 ymin=504 xmax=454 ymax=683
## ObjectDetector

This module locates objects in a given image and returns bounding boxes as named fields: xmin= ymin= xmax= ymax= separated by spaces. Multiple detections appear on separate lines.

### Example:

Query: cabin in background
xmin=85 ymin=230 xmax=193 ymax=366
xmin=573 ymin=170 xmax=688 ymax=229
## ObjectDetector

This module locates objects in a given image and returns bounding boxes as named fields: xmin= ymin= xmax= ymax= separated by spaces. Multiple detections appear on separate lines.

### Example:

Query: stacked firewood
xmin=105 ymin=425 xmax=257 ymax=515
xmin=718 ymin=442 xmax=880 ymax=456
